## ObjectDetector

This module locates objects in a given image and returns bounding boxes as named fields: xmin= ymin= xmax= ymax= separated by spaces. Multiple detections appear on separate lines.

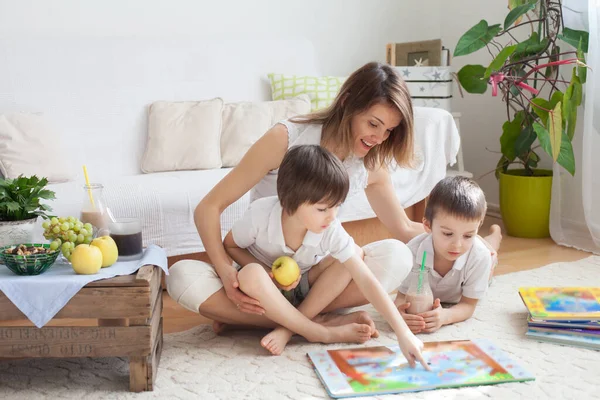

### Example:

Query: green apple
xmin=91 ymin=235 xmax=119 ymax=267
xmin=271 ymin=256 xmax=300 ymax=287
xmin=70 ymin=244 xmax=103 ymax=275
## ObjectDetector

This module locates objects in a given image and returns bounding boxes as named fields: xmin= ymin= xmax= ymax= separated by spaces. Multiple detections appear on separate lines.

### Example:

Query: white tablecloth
xmin=0 ymin=245 xmax=168 ymax=328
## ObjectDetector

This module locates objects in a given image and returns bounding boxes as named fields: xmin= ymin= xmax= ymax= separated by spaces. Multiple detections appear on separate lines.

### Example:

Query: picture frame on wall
xmin=386 ymin=39 xmax=443 ymax=67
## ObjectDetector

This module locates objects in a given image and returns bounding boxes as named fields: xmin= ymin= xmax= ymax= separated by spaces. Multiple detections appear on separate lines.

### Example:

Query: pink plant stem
xmin=516 ymin=58 xmax=580 ymax=84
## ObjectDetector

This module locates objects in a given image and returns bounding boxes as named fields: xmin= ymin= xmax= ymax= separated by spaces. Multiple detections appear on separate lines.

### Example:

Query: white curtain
xmin=550 ymin=0 xmax=600 ymax=253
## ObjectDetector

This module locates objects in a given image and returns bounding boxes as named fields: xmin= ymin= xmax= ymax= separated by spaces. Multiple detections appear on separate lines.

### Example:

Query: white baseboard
xmin=487 ymin=203 xmax=501 ymax=219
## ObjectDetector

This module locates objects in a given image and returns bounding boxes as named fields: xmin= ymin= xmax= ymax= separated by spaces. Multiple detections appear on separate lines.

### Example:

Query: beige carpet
xmin=2 ymin=256 xmax=600 ymax=399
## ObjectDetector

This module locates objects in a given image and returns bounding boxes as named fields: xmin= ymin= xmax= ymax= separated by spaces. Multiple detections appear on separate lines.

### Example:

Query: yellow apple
xmin=70 ymin=244 xmax=103 ymax=275
xmin=91 ymin=235 xmax=119 ymax=267
xmin=271 ymin=256 xmax=300 ymax=287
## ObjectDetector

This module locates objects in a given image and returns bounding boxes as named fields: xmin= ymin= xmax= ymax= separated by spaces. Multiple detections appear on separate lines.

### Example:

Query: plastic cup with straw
xmin=417 ymin=251 xmax=427 ymax=294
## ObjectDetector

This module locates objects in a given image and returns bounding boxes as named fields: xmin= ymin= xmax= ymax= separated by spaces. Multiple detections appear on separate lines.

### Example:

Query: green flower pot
xmin=499 ymin=169 xmax=553 ymax=238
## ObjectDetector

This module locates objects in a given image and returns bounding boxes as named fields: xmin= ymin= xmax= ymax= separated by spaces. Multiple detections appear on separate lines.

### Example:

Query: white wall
xmin=4 ymin=0 xmax=529 ymax=202
xmin=0 ymin=0 xmax=442 ymax=76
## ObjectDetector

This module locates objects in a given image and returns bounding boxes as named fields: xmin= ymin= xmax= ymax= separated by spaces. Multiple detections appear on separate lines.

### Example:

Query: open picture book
xmin=307 ymin=339 xmax=534 ymax=398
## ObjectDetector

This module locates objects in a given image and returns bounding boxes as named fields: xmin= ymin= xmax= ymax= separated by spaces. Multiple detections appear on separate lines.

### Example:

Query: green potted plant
xmin=0 ymin=175 xmax=56 ymax=246
xmin=454 ymin=0 xmax=588 ymax=238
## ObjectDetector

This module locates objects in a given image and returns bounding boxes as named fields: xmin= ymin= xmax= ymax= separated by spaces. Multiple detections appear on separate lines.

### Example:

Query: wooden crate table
xmin=0 ymin=264 xmax=163 ymax=392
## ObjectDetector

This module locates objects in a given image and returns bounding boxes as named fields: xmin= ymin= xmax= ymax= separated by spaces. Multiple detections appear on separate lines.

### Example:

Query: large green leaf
xmin=563 ymin=71 xmax=582 ymax=140
xmin=558 ymin=27 xmax=589 ymax=53
xmin=570 ymin=68 xmax=583 ymax=106
xmin=500 ymin=112 xmax=524 ymax=160
xmin=513 ymin=32 xmax=548 ymax=58
xmin=550 ymin=91 xmax=564 ymax=108
xmin=454 ymin=20 xmax=502 ymax=57
xmin=525 ymin=150 xmax=540 ymax=170
xmin=545 ymin=45 xmax=560 ymax=78
xmin=457 ymin=64 xmax=488 ymax=94
xmin=514 ymin=124 xmax=537 ymax=156
xmin=534 ymin=117 xmax=563 ymax=163
xmin=504 ymin=1 xmax=536 ymax=29
xmin=557 ymin=133 xmax=576 ymax=176
xmin=508 ymin=0 xmax=528 ymax=9
xmin=577 ymin=46 xmax=587 ymax=83
xmin=531 ymin=98 xmax=552 ymax=126
xmin=549 ymin=102 xmax=563 ymax=161
xmin=484 ymin=45 xmax=517 ymax=79
xmin=565 ymin=108 xmax=578 ymax=141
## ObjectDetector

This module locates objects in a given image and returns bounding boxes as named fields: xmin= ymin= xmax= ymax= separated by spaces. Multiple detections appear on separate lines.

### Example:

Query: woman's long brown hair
xmin=291 ymin=62 xmax=414 ymax=170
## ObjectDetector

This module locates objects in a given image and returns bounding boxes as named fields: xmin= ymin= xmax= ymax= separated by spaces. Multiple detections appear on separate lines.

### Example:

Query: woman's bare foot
xmin=316 ymin=311 xmax=379 ymax=338
xmin=261 ymin=327 xmax=293 ymax=356
xmin=321 ymin=323 xmax=372 ymax=344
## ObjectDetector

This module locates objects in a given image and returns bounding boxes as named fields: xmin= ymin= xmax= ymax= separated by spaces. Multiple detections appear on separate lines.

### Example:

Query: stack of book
xmin=519 ymin=287 xmax=600 ymax=350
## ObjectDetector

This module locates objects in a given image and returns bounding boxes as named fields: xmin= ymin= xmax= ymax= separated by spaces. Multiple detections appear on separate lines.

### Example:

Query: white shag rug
xmin=2 ymin=257 xmax=600 ymax=400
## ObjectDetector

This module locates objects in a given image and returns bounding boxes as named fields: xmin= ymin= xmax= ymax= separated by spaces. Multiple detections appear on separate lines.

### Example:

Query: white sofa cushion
xmin=0 ymin=113 xmax=74 ymax=182
xmin=141 ymin=98 xmax=224 ymax=173
xmin=220 ymin=95 xmax=311 ymax=167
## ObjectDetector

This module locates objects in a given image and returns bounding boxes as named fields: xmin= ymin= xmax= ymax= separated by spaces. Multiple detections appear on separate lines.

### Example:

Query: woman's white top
xmin=250 ymin=119 xmax=369 ymax=206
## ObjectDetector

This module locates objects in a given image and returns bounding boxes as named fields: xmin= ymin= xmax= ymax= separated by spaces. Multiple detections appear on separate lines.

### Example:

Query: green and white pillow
xmin=268 ymin=73 xmax=346 ymax=111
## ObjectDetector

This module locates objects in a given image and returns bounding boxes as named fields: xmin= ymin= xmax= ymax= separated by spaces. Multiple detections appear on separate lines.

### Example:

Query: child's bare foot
xmin=212 ymin=321 xmax=228 ymax=335
xmin=321 ymin=323 xmax=372 ymax=344
xmin=260 ymin=327 xmax=293 ymax=356
xmin=485 ymin=224 xmax=502 ymax=252
xmin=316 ymin=311 xmax=379 ymax=338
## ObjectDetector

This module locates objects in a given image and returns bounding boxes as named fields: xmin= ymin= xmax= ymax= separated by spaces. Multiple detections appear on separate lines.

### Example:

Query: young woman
xmin=168 ymin=62 xmax=430 ymax=331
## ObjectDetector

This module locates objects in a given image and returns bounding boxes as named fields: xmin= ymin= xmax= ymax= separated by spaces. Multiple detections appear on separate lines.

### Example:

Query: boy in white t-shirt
xmin=223 ymin=145 xmax=427 ymax=368
xmin=395 ymin=176 xmax=502 ymax=333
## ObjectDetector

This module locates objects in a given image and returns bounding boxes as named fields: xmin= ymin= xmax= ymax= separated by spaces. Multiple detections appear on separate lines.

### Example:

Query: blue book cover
xmin=526 ymin=329 xmax=600 ymax=351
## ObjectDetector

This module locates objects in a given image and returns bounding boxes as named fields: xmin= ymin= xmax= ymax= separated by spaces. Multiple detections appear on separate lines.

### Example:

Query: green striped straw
xmin=417 ymin=251 xmax=427 ymax=294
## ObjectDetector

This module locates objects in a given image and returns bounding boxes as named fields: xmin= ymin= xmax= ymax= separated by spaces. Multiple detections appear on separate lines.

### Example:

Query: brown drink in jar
xmin=109 ymin=218 xmax=143 ymax=261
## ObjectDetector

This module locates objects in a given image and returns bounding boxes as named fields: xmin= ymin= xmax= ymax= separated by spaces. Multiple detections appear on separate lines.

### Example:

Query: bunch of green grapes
xmin=42 ymin=216 xmax=94 ymax=261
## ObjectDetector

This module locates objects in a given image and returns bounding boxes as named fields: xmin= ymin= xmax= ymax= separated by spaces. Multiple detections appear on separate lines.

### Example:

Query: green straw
xmin=417 ymin=251 xmax=427 ymax=294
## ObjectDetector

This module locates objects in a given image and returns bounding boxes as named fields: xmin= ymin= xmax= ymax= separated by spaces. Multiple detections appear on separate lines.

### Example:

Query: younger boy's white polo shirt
xmin=398 ymin=233 xmax=492 ymax=303
xmin=231 ymin=196 xmax=356 ymax=274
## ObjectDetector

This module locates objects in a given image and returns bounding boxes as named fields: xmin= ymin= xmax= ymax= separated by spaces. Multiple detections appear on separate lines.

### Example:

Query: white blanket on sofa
xmin=40 ymin=107 xmax=459 ymax=256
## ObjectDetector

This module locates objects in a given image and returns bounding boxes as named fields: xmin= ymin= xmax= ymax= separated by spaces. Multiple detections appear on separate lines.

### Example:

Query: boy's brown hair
xmin=424 ymin=176 xmax=487 ymax=223
xmin=277 ymin=145 xmax=349 ymax=214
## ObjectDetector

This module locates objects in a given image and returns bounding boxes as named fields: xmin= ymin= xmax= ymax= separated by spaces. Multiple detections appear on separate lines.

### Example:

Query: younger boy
xmin=223 ymin=145 xmax=427 ymax=369
xmin=395 ymin=176 xmax=502 ymax=333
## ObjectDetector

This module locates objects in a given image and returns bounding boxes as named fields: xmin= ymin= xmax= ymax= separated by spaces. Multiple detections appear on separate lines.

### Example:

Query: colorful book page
xmin=307 ymin=339 xmax=534 ymax=398
xmin=519 ymin=287 xmax=600 ymax=320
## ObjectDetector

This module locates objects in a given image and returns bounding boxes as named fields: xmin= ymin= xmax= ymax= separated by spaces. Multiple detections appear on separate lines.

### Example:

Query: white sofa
xmin=0 ymin=37 xmax=460 ymax=256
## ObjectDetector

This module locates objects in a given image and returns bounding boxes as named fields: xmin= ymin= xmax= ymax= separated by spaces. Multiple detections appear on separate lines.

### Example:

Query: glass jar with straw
xmin=405 ymin=251 xmax=434 ymax=315
xmin=79 ymin=166 xmax=110 ymax=236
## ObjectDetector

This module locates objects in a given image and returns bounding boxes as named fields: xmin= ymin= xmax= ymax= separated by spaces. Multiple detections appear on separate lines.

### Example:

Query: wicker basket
xmin=0 ymin=243 xmax=60 ymax=275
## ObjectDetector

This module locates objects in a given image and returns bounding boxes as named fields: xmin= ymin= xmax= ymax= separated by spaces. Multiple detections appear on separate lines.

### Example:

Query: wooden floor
xmin=0 ymin=216 xmax=590 ymax=333
xmin=161 ymin=216 xmax=591 ymax=334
